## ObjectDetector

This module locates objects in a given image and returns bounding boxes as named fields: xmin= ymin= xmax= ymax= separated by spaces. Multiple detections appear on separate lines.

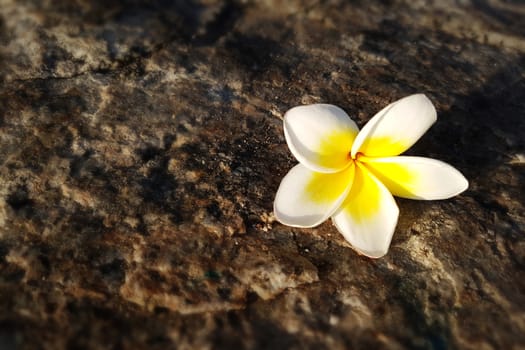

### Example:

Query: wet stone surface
xmin=1 ymin=0 xmax=524 ymax=349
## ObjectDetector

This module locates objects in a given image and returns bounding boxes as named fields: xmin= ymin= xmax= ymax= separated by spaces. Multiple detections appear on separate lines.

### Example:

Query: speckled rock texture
xmin=0 ymin=0 xmax=524 ymax=349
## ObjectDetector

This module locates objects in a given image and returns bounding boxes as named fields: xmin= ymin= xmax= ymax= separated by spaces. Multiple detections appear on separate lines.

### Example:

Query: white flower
xmin=274 ymin=94 xmax=468 ymax=258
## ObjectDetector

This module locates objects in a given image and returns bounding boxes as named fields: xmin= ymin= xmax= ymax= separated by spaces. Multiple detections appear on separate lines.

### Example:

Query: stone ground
xmin=0 ymin=0 xmax=524 ymax=349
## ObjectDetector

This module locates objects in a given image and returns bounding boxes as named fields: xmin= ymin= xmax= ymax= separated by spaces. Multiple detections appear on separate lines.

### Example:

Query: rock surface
xmin=1 ymin=0 xmax=524 ymax=349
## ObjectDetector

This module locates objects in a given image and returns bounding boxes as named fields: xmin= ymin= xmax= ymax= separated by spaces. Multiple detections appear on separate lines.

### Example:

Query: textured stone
xmin=0 ymin=0 xmax=524 ymax=349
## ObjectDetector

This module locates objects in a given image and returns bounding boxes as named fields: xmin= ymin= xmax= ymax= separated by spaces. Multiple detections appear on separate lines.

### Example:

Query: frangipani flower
xmin=274 ymin=94 xmax=468 ymax=258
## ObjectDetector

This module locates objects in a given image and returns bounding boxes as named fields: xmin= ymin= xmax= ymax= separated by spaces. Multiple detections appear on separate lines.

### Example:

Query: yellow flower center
xmin=306 ymin=131 xmax=411 ymax=215
xmin=305 ymin=164 xmax=355 ymax=204
xmin=316 ymin=129 xmax=357 ymax=170
xmin=352 ymin=152 xmax=364 ymax=161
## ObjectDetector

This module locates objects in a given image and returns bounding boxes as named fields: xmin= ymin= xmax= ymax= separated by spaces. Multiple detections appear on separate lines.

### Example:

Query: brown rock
xmin=0 ymin=0 xmax=524 ymax=348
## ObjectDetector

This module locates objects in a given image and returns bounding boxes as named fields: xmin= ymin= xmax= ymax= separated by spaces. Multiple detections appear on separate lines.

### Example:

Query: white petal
xmin=274 ymin=163 xmax=355 ymax=228
xmin=351 ymin=94 xmax=437 ymax=158
xmin=360 ymin=156 xmax=469 ymax=200
xmin=332 ymin=164 xmax=399 ymax=258
xmin=284 ymin=104 xmax=359 ymax=173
